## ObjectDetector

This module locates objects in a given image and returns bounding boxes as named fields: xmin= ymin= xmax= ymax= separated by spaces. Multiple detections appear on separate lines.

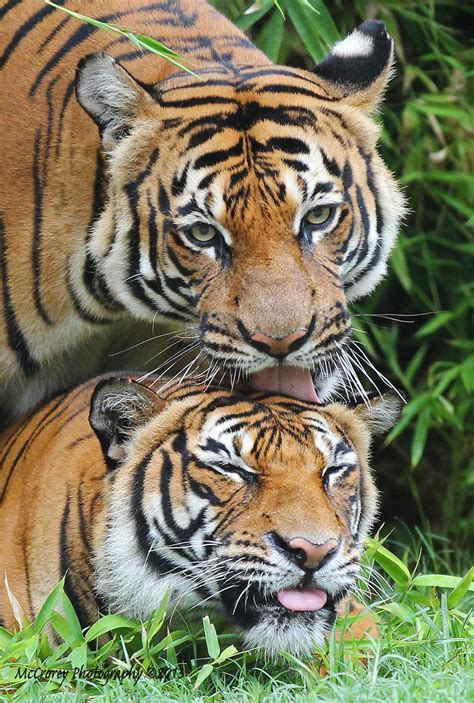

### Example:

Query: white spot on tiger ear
xmin=331 ymin=31 xmax=374 ymax=58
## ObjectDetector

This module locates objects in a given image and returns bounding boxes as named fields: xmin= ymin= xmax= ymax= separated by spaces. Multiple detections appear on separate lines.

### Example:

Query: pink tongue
xmin=250 ymin=365 xmax=319 ymax=402
xmin=277 ymin=588 xmax=327 ymax=612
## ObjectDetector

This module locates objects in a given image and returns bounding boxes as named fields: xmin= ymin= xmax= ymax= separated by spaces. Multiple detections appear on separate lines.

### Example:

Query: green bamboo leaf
xmin=411 ymin=406 xmax=431 ymax=468
xmin=378 ymin=602 xmax=416 ymax=622
xmin=70 ymin=643 xmax=88 ymax=671
xmin=85 ymin=614 xmax=136 ymax=642
xmin=215 ymin=644 xmax=239 ymax=663
xmin=405 ymin=344 xmax=428 ymax=385
xmin=447 ymin=567 xmax=474 ymax=609
xmin=415 ymin=311 xmax=454 ymax=338
xmin=33 ymin=578 xmax=65 ymax=634
xmin=145 ymin=593 xmax=170 ymax=643
xmin=44 ymin=0 xmax=197 ymax=76
xmin=297 ymin=0 xmax=340 ymax=45
xmin=366 ymin=538 xmax=411 ymax=586
xmin=256 ymin=9 xmax=285 ymax=62
xmin=286 ymin=1 xmax=328 ymax=62
xmin=50 ymin=612 xmax=76 ymax=644
xmin=386 ymin=393 xmax=432 ymax=443
xmin=412 ymin=573 xmax=474 ymax=591
xmin=193 ymin=663 xmax=214 ymax=689
xmin=202 ymin=615 xmax=220 ymax=660
xmin=130 ymin=33 xmax=181 ymax=58
xmin=0 ymin=626 xmax=13 ymax=648
xmin=390 ymin=245 xmax=413 ymax=293
xmin=61 ymin=591 xmax=84 ymax=644
xmin=24 ymin=634 xmax=40 ymax=660
xmin=235 ymin=0 xmax=274 ymax=30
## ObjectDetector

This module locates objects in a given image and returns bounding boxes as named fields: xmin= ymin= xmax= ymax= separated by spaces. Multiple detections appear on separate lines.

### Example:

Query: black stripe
xmin=60 ymin=492 xmax=92 ymax=630
xmin=147 ymin=194 xmax=159 ymax=274
xmin=0 ymin=219 xmax=38 ymax=377
xmin=257 ymin=83 xmax=334 ymax=101
xmin=32 ymin=130 xmax=53 ymax=325
xmin=194 ymin=139 xmax=243 ymax=170
xmin=29 ymin=5 xmax=166 ymax=97
xmin=321 ymin=150 xmax=342 ymax=178
xmin=0 ymin=0 xmax=22 ymax=21
xmin=354 ymin=185 xmax=370 ymax=268
xmin=266 ymin=136 xmax=310 ymax=155
xmin=132 ymin=451 xmax=180 ymax=575
xmin=0 ymin=2 xmax=65 ymax=68
xmin=38 ymin=15 xmax=70 ymax=53
xmin=66 ymin=258 xmax=113 ymax=325
xmin=43 ymin=75 xmax=60 ymax=182
xmin=160 ymin=95 xmax=238 ymax=109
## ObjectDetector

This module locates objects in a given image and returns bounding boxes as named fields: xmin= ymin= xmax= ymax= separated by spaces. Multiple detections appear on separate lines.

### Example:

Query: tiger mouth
xmin=219 ymin=581 xmax=347 ymax=627
xmin=211 ymin=359 xmax=338 ymax=404
xmin=249 ymin=365 xmax=322 ymax=403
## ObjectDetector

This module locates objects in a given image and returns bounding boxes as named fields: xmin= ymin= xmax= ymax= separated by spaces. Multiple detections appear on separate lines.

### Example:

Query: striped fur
xmin=0 ymin=374 xmax=400 ymax=656
xmin=0 ymin=1 xmax=405 ymax=423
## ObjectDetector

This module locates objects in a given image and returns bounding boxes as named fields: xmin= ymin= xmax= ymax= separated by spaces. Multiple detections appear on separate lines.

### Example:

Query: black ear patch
xmin=89 ymin=377 xmax=164 ymax=470
xmin=313 ymin=20 xmax=393 ymax=91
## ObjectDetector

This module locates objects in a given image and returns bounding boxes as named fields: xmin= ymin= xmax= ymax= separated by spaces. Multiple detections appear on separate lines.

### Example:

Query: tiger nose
xmin=288 ymin=537 xmax=340 ymax=570
xmin=250 ymin=329 xmax=307 ymax=358
xmin=269 ymin=532 xmax=340 ymax=570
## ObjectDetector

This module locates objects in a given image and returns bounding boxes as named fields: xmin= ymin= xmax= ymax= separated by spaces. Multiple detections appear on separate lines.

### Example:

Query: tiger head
xmin=76 ymin=20 xmax=405 ymax=401
xmin=89 ymin=378 xmax=401 ymax=656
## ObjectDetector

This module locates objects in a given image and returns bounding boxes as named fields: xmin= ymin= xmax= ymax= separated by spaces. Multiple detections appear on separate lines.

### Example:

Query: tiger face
xmin=90 ymin=379 xmax=401 ymax=656
xmin=77 ymin=20 xmax=405 ymax=401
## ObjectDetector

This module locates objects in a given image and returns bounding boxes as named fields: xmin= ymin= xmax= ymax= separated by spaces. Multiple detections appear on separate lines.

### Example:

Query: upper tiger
xmin=0 ymin=374 xmax=401 ymax=656
xmin=0 ymin=0 xmax=404 ymax=423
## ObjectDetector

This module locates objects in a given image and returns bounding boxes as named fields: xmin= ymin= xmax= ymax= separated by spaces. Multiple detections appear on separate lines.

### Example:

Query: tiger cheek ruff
xmin=0 ymin=376 xmax=401 ymax=657
xmin=0 ymin=0 xmax=404 ymax=426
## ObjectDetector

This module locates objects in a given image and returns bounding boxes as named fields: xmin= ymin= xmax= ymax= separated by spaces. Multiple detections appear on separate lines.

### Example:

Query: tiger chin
xmin=0 ymin=376 xmax=401 ymax=658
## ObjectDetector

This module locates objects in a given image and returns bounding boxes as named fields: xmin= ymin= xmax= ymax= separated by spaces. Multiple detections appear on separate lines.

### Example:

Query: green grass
xmin=1 ymin=534 xmax=472 ymax=700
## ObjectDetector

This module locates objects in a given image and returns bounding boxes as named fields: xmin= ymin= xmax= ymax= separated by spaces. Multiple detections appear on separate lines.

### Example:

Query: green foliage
xmin=0 ymin=537 xmax=472 ymax=699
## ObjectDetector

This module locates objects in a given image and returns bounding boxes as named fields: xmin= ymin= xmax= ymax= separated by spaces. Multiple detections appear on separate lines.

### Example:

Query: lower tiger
xmin=0 ymin=376 xmax=400 ymax=657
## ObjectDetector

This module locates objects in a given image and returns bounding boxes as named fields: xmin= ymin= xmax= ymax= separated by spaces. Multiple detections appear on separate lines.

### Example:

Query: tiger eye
xmin=190 ymin=223 xmax=218 ymax=243
xmin=304 ymin=205 xmax=333 ymax=226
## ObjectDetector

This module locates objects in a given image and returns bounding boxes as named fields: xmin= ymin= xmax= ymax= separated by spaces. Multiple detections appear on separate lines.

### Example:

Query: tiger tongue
xmin=250 ymin=365 xmax=319 ymax=403
xmin=277 ymin=588 xmax=327 ymax=612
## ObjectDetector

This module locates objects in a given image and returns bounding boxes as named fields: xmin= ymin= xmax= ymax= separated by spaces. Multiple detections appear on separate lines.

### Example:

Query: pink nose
xmin=250 ymin=329 xmax=307 ymax=358
xmin=288 ymin=537 xmax=339 ymax=570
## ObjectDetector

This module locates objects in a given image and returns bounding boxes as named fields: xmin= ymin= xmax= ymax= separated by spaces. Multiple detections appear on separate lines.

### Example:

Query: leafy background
xmin=1 ymin=1 xmax=472 ymax=699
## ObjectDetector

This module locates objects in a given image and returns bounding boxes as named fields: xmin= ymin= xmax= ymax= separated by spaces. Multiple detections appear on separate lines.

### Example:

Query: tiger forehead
xmin=158 ymin=65 xmax=335 ymax=107
xmin=187 ymin=397 xmax=346 ymax=460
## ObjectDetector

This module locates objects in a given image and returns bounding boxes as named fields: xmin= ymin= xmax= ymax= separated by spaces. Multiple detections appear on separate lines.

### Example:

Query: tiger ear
xmin=89 ymin=378 xmax=165 ymax=470
xmin=313 ymin=20 xmax=394 ymax=113
xmin=350 ymin=392 xmax=404 ymax=437
xmin=76 ymin=53 xmax=154 ymax=149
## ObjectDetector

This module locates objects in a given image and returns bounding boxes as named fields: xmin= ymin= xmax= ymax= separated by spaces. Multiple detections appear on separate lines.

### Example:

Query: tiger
xmin=0 ymin=0 xmax=405 ymax=426
xmin=0 ymin=374 xmax=401 ymax=656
